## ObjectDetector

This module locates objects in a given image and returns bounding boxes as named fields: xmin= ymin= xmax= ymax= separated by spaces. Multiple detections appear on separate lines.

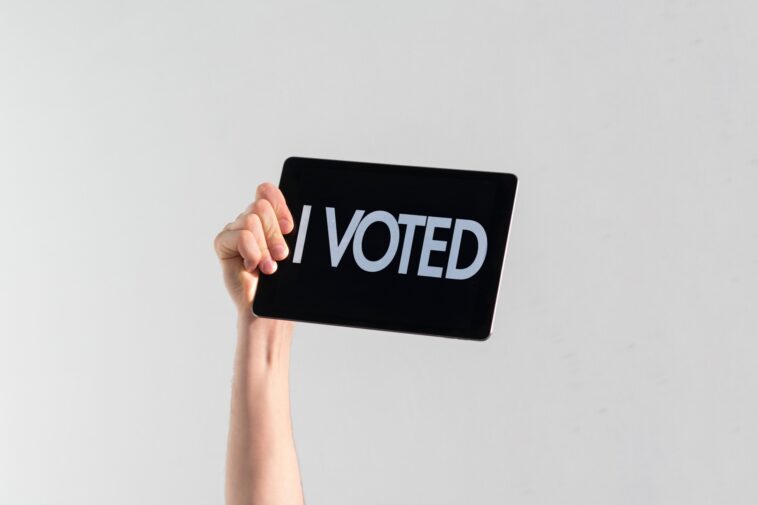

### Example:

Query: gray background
xmin=2 ymin=1 xmax=757 ymax=504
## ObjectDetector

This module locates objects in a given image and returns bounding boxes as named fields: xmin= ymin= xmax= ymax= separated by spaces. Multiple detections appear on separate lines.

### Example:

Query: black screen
xmin=252 ymin=157 xmax=518 ymax=340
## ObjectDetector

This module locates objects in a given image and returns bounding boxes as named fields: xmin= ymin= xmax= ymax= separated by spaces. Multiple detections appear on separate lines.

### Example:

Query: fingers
xmin=250 ymin=199 xmax=289 ymax=262
xmin=228 ymin=212 xmax=278 ymax=274
xmin=216 ymin=183 xmax=292 ymax=275
xmin=254 ymin=182 xmax=294 ymax=234
xmin=214 ymin=229 xmax=262 ymax=270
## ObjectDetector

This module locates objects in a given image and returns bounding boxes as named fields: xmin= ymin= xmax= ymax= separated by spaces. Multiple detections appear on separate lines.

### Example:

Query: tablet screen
xmin=252 ymin=157 xmax=518 ymax=340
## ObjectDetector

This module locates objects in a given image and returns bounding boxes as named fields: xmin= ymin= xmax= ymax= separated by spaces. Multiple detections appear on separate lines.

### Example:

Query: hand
xmin=214 ymin=183 xmax=295 ymax=315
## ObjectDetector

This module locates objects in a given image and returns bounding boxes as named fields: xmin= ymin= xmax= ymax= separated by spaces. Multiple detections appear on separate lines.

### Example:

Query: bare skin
xmin=214 ymin=182 xmax=304 ymax=505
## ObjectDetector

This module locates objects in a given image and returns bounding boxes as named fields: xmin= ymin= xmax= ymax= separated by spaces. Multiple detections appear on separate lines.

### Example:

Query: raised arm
xmin=214 ymin=183 xmax=304 ymax=505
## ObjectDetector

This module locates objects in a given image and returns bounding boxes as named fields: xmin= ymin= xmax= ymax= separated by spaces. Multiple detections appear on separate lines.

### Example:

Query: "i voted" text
xmin=291 ymin=205 xmax=488 ymax=280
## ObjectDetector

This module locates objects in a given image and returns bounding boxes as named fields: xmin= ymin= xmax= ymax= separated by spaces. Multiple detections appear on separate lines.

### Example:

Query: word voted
xmin=291 ymin=205 xmax=488 ymax=280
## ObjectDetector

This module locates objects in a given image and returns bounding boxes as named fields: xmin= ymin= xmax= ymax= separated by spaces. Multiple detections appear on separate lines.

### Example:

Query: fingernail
xmin=262 ymin=258 xmax=277 ymax=274
xmin=270 ymin=243 xmax=288 ymax=260
xmin=279 ymin=218 xmax=293 ymax=232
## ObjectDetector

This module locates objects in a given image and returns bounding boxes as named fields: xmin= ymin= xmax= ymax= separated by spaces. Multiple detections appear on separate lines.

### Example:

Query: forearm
xmin=225 ymin=314 xmax=303 ymax=505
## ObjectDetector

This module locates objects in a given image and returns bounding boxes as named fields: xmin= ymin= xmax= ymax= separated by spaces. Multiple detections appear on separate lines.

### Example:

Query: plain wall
xmin=2 ymin=1 xmax=757 ymax=503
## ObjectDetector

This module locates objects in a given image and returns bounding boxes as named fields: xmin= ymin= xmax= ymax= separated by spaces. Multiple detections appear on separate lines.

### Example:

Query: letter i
xmin=292 ymin=205 xmax=312 ymax=264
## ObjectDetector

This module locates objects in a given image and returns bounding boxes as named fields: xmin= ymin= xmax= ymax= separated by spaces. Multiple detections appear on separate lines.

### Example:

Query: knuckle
xmin=238 ymin=229 xmax=254 ymax=243
xmin=242 ymin=212 xmax=260 ymax=231
xmin=266 ymin=224 xmax=282 ymax=240
xmin=255 ymin=182 xmax=274 ymax=200
xmin=213 ymin=230 xmax=225 ymax=250
xmin=238 ymin=230 xmax=262 ymax=259
xmin=252 ymin=198 xmax=272 ymax=215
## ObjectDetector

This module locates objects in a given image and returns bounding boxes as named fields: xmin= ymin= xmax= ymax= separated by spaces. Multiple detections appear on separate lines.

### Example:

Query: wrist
xmin=235 ymin=310 xmax=293 ymax=370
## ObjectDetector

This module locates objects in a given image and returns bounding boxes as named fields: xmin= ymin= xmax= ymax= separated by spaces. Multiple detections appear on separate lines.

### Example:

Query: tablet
xmin=252 ymin=157 xmax=518 ymax=340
